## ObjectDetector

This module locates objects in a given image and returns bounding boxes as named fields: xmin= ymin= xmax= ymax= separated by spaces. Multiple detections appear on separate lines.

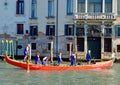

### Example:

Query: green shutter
xmin=46 ymin=25 xmax=49 ymax=36
xmin=64 ymin=25 xmax=68 ymax=35
xmin=115 ymin=25 xmax=118 ymax=36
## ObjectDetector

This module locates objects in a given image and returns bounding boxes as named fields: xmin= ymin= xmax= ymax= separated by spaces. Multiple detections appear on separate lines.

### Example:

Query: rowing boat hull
xmin=5 ymin=56 xmax=113 ymax=71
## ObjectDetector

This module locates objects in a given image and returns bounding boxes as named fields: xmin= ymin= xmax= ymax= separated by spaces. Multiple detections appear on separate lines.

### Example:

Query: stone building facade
xmin=0 ymin=0 xmax=120 ymax=60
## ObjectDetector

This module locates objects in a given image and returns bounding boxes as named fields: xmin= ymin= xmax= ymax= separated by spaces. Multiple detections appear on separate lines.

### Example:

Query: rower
xmin=35 ymin=51 xmax=40 ymax=64
xmin=23 ymin=44 xmax=31 ymax=62
xmin=70 ymin=53 xmax=76 ymax=66
xmin=42 ymin=56 xmax=50 ymax=65
xmin=86 ymin=50 xmax=91 ymax=64
xmin=57 ymin=52 xmax=62 ymax=65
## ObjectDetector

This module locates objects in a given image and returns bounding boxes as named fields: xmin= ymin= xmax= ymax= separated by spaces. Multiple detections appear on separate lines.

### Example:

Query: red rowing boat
xmin=5 ymin=56 xmax=113 ymax=71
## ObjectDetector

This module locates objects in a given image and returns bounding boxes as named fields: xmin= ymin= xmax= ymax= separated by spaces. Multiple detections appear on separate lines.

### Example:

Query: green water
xmin=0 ymin=60 xmax=120 ymax=85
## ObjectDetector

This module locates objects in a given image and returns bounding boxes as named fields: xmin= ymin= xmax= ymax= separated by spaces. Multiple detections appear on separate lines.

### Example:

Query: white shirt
xmin=43 ymin=56 xmax=47 ymax=61
xmin=111 ymin=52 xmax=115 ymax=58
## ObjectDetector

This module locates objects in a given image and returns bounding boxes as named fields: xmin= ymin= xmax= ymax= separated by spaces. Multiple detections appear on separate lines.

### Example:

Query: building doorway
xmin=87 ymin=37 xmax=101 ymax=59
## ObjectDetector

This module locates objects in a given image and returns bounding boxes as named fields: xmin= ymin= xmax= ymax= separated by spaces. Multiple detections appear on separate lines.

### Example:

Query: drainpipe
xmin=56 ymin=0 xmax=58 ymax=58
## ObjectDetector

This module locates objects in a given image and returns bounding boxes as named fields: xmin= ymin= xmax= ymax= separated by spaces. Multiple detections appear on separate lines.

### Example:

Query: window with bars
xmin=76 ymin=27 xmax=85 ymax=36
xmin=104 ymin=28 xmax=112 ymax=37
xmin=88 ymin=0 xmax=102 ymax=13
xmin=77 ymin=0 xmax=85 ymax=12
xmin=30 ymin=26 xmax=38 ymax=36
xmin=67 ymin=43 xmax=73 ymax=51
xmin=117 ymin=45 xmax=120 ymax=52
xmin=105 ymin=0 xmax=112 ymax=13
xmin=46 ymin=25 xmax=55 ymax=36
xmin=31 ymin=0 xmax=37 ymax=18
xmin=67 ymin=0 xmax=73 ymax=15
xmin=64 ymin=24 xmax=74 ymax=36
xmin=104 ymin=38 xmax=112 ymax=52
xmin=17 ymin=24 xmax=24 ymax=34
xmin=115 ymin=26 xmax=120 ymax=37
xmin=48 ymin=43 xmax=51 ymax=50
xmin=77 ymin=38 xmax=84 ymax=51
xmin=16 ymin=0 xmax=24 ymax=14
xmin=31 ymin=43 xmax=36 ymax=50
xmin=48 ymin=0 xmax=54 ymax=17
xmin=117 ymin=0 xmax=120 ymax=15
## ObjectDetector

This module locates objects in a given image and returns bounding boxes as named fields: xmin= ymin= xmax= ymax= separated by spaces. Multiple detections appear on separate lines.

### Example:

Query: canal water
xmin=0 ymin=60 xmax=120 ymax=85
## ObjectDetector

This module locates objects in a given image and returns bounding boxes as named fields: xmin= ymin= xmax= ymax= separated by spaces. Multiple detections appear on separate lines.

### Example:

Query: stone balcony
xmin=73 ymin=13 xmax=116 ymax=21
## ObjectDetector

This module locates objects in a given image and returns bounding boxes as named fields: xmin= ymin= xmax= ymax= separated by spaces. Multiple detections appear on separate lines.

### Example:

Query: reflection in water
xmin=93 ymin=68 xmax=113 ymax=74
xmin=0 ymin=62 xmax=120 ymax=85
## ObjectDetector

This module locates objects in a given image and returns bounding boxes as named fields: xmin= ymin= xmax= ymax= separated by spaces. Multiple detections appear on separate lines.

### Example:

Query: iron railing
xmin=74 ymin=13 xmax=115 ymax=20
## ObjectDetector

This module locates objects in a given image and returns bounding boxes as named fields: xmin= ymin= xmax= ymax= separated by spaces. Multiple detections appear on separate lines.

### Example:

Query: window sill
xmin=17 ymin=33 xmax=24 ymax=35
xmin=66 ymin=13 xmax=73 ymax=16
xmin=29 ymin=17 xmax=38 ymax=20
xmin=16 ymin=14 xmax=25 ymax=17
xmin=46 ymin=16 xmax=55 ymax=19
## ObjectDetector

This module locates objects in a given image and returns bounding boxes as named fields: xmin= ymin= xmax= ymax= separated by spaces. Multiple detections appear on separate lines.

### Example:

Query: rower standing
xmin=35 ymin=51 xmax=40 ymax=64
xmin=57 ymin=52 xmax=62 ymax=65
xmin=86 ymin=50 xmax=91 ymax=64
xmin=70 ymin=53 xmax=76 ymax=66
xmin=23 ymin=44 xmax=30 ymax=62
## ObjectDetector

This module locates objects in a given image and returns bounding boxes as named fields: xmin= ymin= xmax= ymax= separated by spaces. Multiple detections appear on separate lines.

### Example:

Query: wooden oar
xmin=27 ymin=43 xmax=31 ymax=73
xmin=27 ymin=59 xmax=30 ymax=73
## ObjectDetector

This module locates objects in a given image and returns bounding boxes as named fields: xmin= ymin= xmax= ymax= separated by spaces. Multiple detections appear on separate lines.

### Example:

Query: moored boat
xmin=5 ymin=55 xmax=113 ymax=71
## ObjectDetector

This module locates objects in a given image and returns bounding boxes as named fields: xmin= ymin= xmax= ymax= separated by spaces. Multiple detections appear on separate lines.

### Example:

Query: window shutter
xmin=118 ymin=27 xmax=120 ymax=36
xmin=36 ymin=26 xmax=38 ymax=36
xmin=53 ymin=25 xmax=55 ymax=36
xmin=46 ymin=25 xmax=49 ymax=36
xmin=64 ymin=25 xmax=68 ymax=35
xmin=16 ymin=1 xmax=18 ymax=14
xmin=72 ymin=25 xmax=74 ymax=35
xmin=22 ymin=1 xmax=24 ymax=14
xmin=30 ymin=26 xmax=33 ymax=36
xmin=115 ymin=26 xmax=118 ymax=36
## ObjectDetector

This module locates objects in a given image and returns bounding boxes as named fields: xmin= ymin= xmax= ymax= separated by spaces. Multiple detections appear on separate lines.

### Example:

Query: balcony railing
xmin=74 ymin=13 xmax=115 ymax=20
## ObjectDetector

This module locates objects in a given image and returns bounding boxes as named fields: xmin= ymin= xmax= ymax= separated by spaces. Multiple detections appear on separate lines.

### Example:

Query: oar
xmin=27 ymin=44 xmax=31 ymax=73
xmin=27 ymin=59 xmax=30 ymax=73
